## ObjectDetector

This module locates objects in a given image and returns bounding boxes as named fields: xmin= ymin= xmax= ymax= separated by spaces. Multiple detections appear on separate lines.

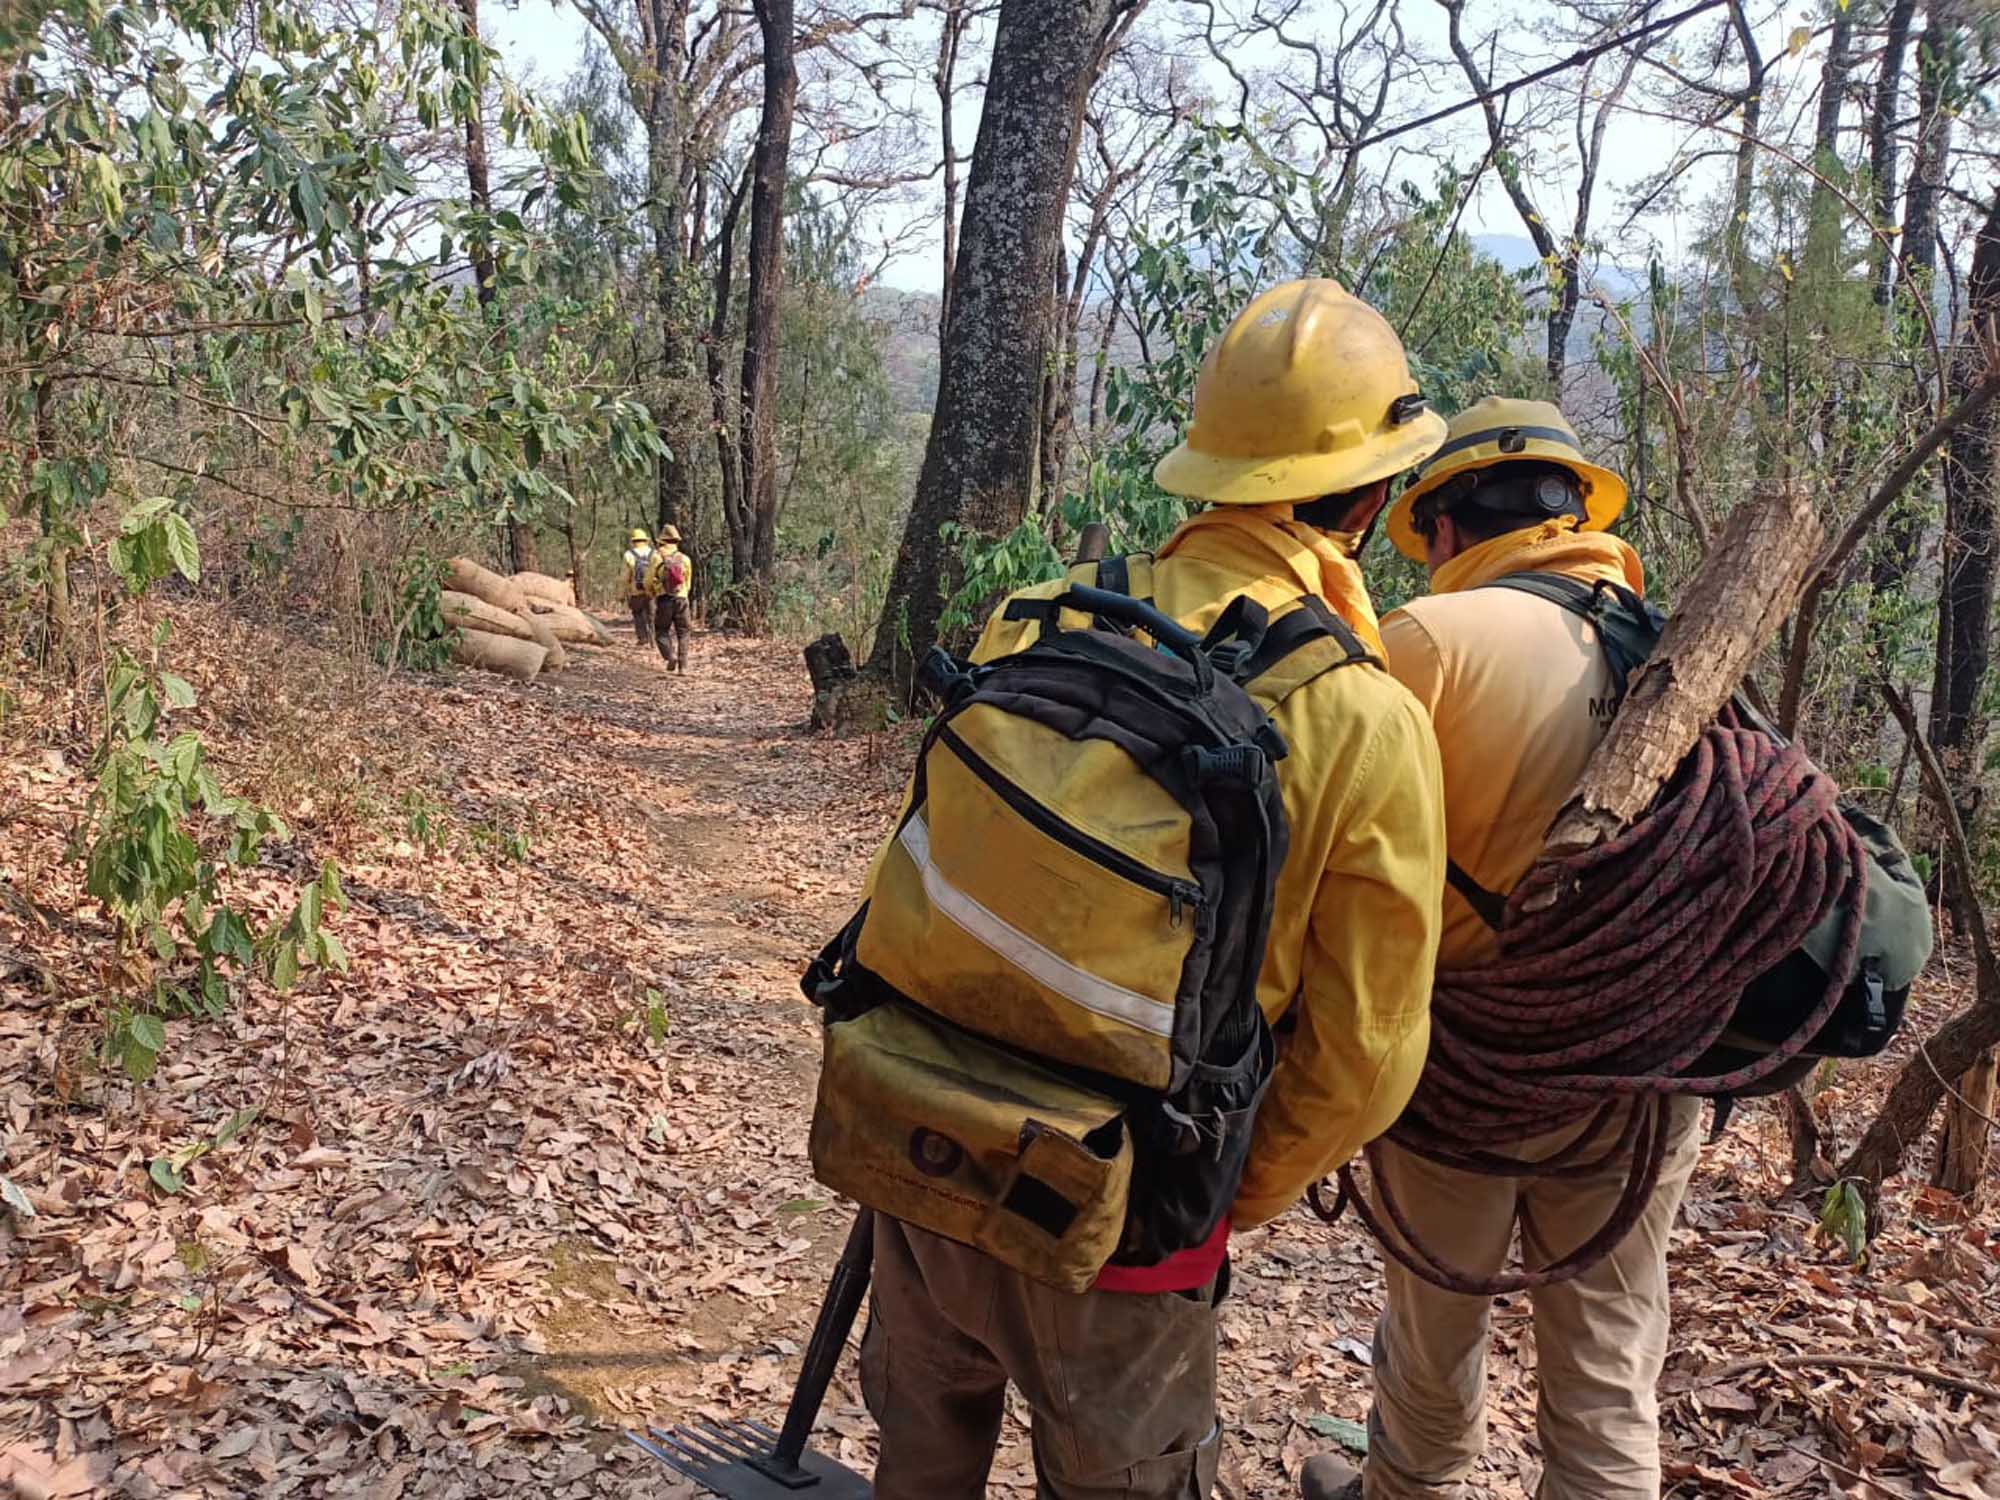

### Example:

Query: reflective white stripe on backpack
xmin=898 ymin=816 xmax=1175 ymax=1039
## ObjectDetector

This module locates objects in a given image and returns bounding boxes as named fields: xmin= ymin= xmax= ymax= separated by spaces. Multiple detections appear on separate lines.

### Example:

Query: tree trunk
xmin=1085 ymin=268 xmax=1125 ymax=449
xmin=563 ymin=474 xmax=583 ymax=607
xmin=1845 ymin=685 xmax=1998 ymax=1224
xmin=1845 ymin=1000 xmax=2000 ymax=1199
xmin=1927 ymin=194 xmax=2000 ymax=833
xmin=1038 ymin=246 xmax=1074 ymax=512
xmin=453 ymin=0 xmax=533 ymax=574
xmin=1723 ymin=0 xmax=1764 ymax=300
xmin=1802 ymin=2 xmax=1854 ymax=297
xmin=934 ymin=0 xmax=973 ymax=333
xmin=641 ymin=0 xmax=696 ymax=537
xmin=454 ymin=0 xmax=498 ymax=310
xmin=707 ymin=162 xmax=752 ymax=592
xmin=1870 ymin=0 xmax=1920 ymax=306
xmin=1441 ymin=0 xmax=1563 ymax=386
xmin=1900 ymin=10 xmax=1955 ymax=296
xmin=864 ymin=0 xmax=1128 ymax=694
xmin=1932 ymin=1046 xmax=1997 ymax=1201
xmin=740 ymin=0 xmax=797 ymax=611
xmin=30 ymin=376 xmax=75 ymax=674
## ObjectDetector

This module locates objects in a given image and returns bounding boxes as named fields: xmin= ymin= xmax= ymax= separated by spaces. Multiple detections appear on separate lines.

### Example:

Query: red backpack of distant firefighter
xmin=659 ymin=551 xmax=689 ymax=596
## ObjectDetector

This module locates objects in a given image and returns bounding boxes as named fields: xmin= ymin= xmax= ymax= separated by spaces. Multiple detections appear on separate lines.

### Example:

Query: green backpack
xmin=1457 ymin=571 xmax=1933 ymax=1099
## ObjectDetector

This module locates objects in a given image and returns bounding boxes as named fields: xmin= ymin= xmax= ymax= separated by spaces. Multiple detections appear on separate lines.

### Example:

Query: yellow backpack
xmin=804 ymin=562 xmax=1380 ymax=1289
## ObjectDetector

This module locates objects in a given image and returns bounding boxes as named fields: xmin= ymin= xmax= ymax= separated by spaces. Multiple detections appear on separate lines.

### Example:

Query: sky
xmin=484 ymin=0 xmax=1834 ymax=296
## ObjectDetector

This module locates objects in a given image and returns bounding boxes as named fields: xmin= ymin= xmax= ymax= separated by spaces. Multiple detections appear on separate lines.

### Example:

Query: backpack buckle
xmin=1208 ymin=641 xmax=1252 ymax=679
xmin=1182 ymin=743 xmax=1265 ymax=785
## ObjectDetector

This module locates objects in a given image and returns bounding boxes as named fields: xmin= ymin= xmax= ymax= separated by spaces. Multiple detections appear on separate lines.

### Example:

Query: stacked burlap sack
xmin=441 ymin=558 xmax=613 ymax=683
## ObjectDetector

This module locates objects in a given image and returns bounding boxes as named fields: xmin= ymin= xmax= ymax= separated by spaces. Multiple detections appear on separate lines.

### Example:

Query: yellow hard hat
xmin=629 ymin=527 xmax=652 ymax=545
xmin=1153 ymin=278 xmax=1447 ymax=506
xmin=658 ymin=524 xmax=682 ymax=544
xmin=1384 ymin=396 xmax=1628 ymax=560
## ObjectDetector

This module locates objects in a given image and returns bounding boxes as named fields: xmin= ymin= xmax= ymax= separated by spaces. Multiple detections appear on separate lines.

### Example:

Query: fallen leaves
xmin=3 ymin=608 xmax=1998 ymax=1500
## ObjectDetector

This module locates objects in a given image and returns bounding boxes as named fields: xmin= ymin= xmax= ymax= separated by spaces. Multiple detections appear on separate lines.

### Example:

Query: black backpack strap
xmin=1442 ymin=573 xmax=1629 ymax=935
xmin=1197 ymin=594 xmax=1272 ymax=678
xmin=1096 ymin=552 xmax=1131 ymax=598
xmin=1478 ymin=572 xmax=1661 ymax=689
xmin=1038 ymin=553 xmax=1156 ymax=640
xmin=1477 ymin=570 xmax=1598 ymax=616
xmin=1242 ymin=595 xmax=1378 ymax=682
xmin=1446 ymin=859 xmax=1507 ymax=931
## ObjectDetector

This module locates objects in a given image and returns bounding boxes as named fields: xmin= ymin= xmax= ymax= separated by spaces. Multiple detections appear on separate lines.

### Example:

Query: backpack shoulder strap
xmin=1085 ymin=552 xmax=1155 ymax=603
xmin=1239 ymin=595 xmax=1381 ymax=707
xmin=1476 ymin=571 xmax=1661 ymax=687
xmin=1444 ymin=571 xmax=1666 ymax=932
xmin=1447 ymin=859 xmax=1507 ymax=931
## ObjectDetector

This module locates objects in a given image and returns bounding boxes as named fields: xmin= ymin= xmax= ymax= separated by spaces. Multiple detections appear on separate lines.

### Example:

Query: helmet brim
xmin=1154 ymin=408 xmax=1447 ymax=507
xmin=1384 ymin=454 xmax=1629 ymax=560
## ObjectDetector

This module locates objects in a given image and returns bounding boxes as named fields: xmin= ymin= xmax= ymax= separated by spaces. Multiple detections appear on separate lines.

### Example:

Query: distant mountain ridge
xmin=857 ymin=237 xmax=1650 ymax=418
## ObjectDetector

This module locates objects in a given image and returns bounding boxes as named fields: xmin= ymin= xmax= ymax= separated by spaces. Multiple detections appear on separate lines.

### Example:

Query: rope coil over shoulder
xmin=1329 ymin=715 xmax=1866 ymax=1295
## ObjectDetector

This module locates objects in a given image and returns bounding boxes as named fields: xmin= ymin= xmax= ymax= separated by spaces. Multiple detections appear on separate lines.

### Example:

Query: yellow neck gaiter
xmin=1159 ymin=506 xmax=1386 ymax=656
xmin=1428 ymin=518 xmax=1646 ymax=599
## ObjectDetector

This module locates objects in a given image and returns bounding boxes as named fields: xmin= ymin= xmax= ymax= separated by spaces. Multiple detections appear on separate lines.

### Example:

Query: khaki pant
xmin=656 ymin=595 xmax=691 ymax=669
xmin=629 ymin=595 xmax=655 ymax=644
xmin=860 ymin=1216 xmax=1223 ymax=1500
xmin=1363 ymin=1096 xmax=1702 ymax=1500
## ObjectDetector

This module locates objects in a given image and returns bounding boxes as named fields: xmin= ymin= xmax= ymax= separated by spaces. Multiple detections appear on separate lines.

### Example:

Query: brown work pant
xmin=1362 ymin=1096 xmax=1702 ymax=1500
xmin=860 ymin=1215 xmax=1223 ymax=1500
xmin=629 ymin=594 xmax=655 ymax=645
xmin=656 ymin=596 xmax=691 ymax=669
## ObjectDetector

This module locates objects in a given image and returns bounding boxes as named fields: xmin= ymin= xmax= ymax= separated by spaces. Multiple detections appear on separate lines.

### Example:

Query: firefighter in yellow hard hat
xmin=858 ymin=279 xmax=1450 ymax=1500
xmin=623 ymin=527 xmax=660 ymax=647
xmin=1300 ymin=400 xmax=1687 ymax=1500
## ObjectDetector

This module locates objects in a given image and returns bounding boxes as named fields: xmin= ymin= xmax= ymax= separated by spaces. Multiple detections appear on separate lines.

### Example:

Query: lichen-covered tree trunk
xmin=741 ymin=0 xmax=797 ymax=604
xmin=865 ymin=0 xmax=1129 ymax=693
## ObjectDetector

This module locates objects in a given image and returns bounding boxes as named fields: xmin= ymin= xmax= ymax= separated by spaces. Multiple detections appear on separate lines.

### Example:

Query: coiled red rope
xmin=1336 ymin=720 xmax=1867 ymax=1294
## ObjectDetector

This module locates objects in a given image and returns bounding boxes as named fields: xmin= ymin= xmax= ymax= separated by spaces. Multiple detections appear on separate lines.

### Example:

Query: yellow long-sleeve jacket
xmin=622 ymin=544 xmax=658 ymax=599
xmin=973 ymin=506 xmax=1447 ymax=1227
xmin=1379 ymin=519 xmax=1643 ymax=967
xmin=648 ymin=543 xmax=692 ymax=600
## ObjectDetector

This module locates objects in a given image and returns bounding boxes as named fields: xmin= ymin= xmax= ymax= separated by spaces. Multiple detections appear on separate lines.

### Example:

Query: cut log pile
xmin=440 ymin=557 xmax=608 ymax=682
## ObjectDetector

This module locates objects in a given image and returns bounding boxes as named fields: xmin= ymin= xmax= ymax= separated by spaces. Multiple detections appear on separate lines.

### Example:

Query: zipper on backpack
xmin=937 ymin=724 xmax=1205 ymax=924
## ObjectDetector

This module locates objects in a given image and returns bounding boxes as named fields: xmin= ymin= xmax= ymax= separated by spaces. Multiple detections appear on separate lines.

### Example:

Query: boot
xmin=1298 ymin=1454 xmax=1363 ymax=1500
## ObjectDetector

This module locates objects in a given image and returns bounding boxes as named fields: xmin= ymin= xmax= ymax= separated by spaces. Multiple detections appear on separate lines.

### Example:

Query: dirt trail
xmin=5 ymin=613 xmax=1997 ymax=1499
xmin=509 ymin=635 xmax=893 ymax=1434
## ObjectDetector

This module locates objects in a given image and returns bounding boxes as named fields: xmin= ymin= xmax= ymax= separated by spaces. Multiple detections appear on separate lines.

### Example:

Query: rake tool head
xmin=627 ymin=1419 xmax=871 ymax=1499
